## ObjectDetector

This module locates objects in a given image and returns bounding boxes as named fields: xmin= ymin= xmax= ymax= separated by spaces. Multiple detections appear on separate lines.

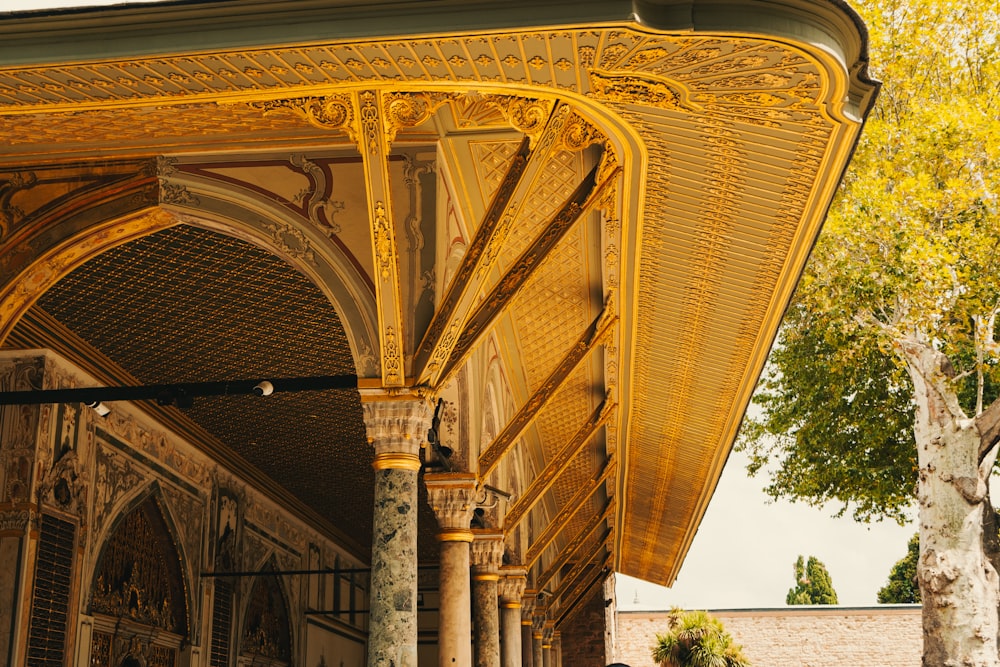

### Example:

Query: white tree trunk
xmin=902 ymin=340 xmax=1000 ymax=666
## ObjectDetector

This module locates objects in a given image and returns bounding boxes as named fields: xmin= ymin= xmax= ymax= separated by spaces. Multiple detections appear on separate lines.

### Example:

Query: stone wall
xmin=616 ymin=606 xmax=921 ymax=667
xmin=559 ymin=585 xmax=607 ymax=667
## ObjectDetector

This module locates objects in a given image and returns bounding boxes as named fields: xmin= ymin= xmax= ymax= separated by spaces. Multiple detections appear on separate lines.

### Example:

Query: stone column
xmin=498 ymin=566 xmax=526 ymax=667
xmin=362 ymin=395 xmax=433 ymax=667
xmin=532 ymin=612 xmax=545 ymax=667
xmin=542 ymin=622 xmax=554 ymax=667
xmin=552 ymin=632 xmax=562 ymax=667
xmin=426 ymin=472 xmax=477 ymax=667
xmin=471 ymin=531 xmax=504 ymax=667
xmin=521 ymin=591 xmax=537 ymax=667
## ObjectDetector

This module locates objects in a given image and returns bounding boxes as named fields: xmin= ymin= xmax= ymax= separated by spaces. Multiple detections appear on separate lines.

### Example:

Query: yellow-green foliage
xmin=740 ymin=0 xmax=1000 ymax=522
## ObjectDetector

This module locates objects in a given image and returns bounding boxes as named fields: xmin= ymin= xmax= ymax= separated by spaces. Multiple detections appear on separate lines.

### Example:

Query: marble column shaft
xmin=363 ymin=396 xmax=433 ymax=667
xmin=532 ymin=613 xmax=545 ymax=667
xmin=498 ymin=567 xmax=527 ymax=667
xmin=426 ymin=473 xmax=477 ymax=667
xmin=522 ymin=622 xmax=534 ymax=667
xmin=521 ymin=592 xmax=537 ymax=667
xmin=471 ymin=532 xmax=504 ymax=667
xmin=541 ymin=622 xmax=555 ymax=667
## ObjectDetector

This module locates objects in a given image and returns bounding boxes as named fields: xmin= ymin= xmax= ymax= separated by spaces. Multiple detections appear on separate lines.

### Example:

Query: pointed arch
xmin=88 ymin=483 xmax=191 ymax=639
xmin=239 ymin=555 xmax=293 ymax=665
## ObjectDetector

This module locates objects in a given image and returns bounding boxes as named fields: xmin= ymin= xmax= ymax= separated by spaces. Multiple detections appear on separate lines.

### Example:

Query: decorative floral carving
xmin=383 ymin=325 xmax=401 ymax=385
xmin=250 ymin=95 xmax=355 ymax=137
xmin=0 ymin=171 xmax=37 ymax=238
xmin=289 ymin=154 xmax=343 ymax=235
xmin=261 ymin=219 xmax=316 ymax=265
xmin=383 ymin=91 xmax=453 ymax=141
xmin=557 ymin=111 xmax=605 ymax=152
xmin=158 ymin=179 xmax=199 ymax=206
xmin=588 ymin=70 xmax=690 ymax=112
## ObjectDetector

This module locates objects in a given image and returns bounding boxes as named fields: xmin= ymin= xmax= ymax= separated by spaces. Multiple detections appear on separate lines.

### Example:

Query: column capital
xmin=361 ymin=392 xmax=434 ymax=461
xmin=498 ymin=566 xmax=527 ymax=605
xmin=521 ymin=588 xmax=537 ymax=620
xmin=470 ymin=530 xmax=504 ymax=577
xmin=425 ymin=472 xmax=477 ymax=538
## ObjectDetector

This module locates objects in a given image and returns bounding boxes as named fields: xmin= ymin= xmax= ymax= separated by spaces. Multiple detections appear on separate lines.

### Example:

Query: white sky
xmin=616 ymin=447 xmax=915 ymax=610
xmin=4 ymin=0 xmax=918 ymax=612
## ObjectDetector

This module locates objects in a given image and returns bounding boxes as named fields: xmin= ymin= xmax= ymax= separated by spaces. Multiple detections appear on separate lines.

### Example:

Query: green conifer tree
xmin=786 ymin=555 xmax=839 ymax=605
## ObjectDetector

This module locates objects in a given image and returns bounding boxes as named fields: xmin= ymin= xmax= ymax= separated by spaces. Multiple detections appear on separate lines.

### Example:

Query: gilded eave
xmin=0 ymin=0 xmax=876 ymax=589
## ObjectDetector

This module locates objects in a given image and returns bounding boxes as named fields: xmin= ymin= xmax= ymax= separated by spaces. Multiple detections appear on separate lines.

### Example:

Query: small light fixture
xmin=85 ymin=401 xmax=110 ymax=417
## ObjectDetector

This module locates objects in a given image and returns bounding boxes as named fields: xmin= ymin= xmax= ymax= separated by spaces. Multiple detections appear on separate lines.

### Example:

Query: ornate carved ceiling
xmin=0 ymin=0 xmax=877 ymax=611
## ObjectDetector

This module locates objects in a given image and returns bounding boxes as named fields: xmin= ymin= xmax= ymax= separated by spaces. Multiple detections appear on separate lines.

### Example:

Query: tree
xmin=878 ymin=534 xmax=921 ymax=604
xmin=787 ymin=555 xmax=839 ymax=605
xmin=651 ymin=609 xmax=751 ymax=667
xmin=737 ymin=0 xmax=1000 ymax=663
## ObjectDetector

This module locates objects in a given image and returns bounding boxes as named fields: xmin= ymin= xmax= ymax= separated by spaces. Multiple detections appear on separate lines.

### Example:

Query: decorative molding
xmin=288 ymin=153 xmax=344 ymax=235
xmin=587 ymin=70 xmax=693 ymax=112
xmin=261 ymin=218 xmax=317 ymax=265
xmin=372 ymin=201 xmax=394 ymax=281
xmin=383 ymin=91 xmax=454 ymax=141
xmin=0 ymin=171 xmax=37 ymax=238
xmin=251 ymin=94 xmax=355 ymax=137
xmin=158 ymin=179 xmax=199 ymax=206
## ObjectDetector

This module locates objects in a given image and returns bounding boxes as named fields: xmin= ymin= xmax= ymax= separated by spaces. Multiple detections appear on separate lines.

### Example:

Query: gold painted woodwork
xmin=0 ymin=12 xmax=875 ymax=589
xmin=413 ymin=101 xmax=578 ymax=386
xmin=554 ymin=564 xmax=608 ymax=627
xmin=434 ymin=161 xmax=619 ymax=388
xmin=548 ymin=535 xmax=609 ymax=609
xmin=505 ymin=400 xmax=615 ymax=529
xmin=535 ymin=504 xmax=614 ymax=594
xmin=525 ymin=462 xmax=616 ymax=568
xmin=350 ymin=89 xmax=406 ymax=386
xmin=479 ymin=310 xmax=615 ymax=481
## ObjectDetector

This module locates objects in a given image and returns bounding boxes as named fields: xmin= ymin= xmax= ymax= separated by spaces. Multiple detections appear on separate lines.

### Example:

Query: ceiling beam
xmin=525 ymin=461 xmax=615 ymax=568
xmin=478 ymin=307 xmax=615 ymax=481
xmin=353 ymin=89 xmax=406 ymax=386
xmin=547 ymin=532 xmax=609 ymax=612
xmin=554 ymin=560 xmax=609 ymax=628
xmin=432 ymin=162 xmax=619 ymax=387
xmin=505 ymin=399 xmax=615 ymax=529
xmin=413 ymin=101 xmax=574 ymax=385
xmin=534 ymin=504 xmax=614 ymax=594
xmin=0 ymin=374 xmax=358 ymax=406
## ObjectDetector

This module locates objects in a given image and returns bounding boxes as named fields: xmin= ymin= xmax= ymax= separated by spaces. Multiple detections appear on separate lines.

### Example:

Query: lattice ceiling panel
xmin=31 ymin=224 xmax=376 ymax=547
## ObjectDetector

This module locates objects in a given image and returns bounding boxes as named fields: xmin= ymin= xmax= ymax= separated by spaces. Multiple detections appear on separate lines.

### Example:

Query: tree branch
xmin=976 ymin=395 xmax=1000 ymax=465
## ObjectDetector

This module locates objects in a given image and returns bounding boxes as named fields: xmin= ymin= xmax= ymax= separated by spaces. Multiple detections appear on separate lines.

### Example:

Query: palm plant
xmin=651 ymin=609 xmax=751 ymax=667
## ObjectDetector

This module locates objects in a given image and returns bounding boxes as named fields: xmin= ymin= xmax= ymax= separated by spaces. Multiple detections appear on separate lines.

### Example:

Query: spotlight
xmin=85 ymin=401 xmax=110 ymax=417
xmin=253 ymin=381 xmax=274 ymax=396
